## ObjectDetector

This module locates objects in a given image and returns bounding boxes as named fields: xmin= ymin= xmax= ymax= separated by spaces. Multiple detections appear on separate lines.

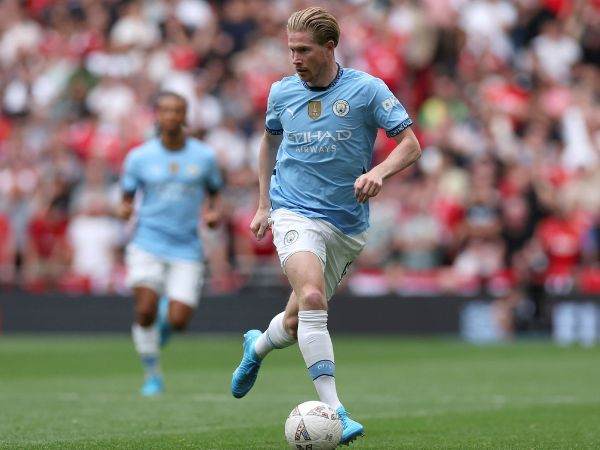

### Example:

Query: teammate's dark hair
xmin=153 ymin=91 xmax=188 ymax=109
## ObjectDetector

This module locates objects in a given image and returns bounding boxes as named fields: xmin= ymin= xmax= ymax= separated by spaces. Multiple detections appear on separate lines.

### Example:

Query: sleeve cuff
xmin=265 ymin=126 xmax=283 ymax=135
xmin=386 ymin=118 xmax=413 ymax=138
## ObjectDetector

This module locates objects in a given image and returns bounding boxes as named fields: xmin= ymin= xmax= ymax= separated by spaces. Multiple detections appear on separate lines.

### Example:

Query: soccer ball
xmin=284 ymin=400 xmax=342 ymax=449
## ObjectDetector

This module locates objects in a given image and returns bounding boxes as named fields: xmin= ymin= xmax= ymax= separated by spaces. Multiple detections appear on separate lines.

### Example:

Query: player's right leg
xmin=126 ymin=245 xmax=165 ymax=396
xmin=132 ymin=286 xmax=164 ymax=396
xmin=231 ymin=292 xmax=298 ymax=398
xmin=232 ymin=208 xmax=313 ymax=399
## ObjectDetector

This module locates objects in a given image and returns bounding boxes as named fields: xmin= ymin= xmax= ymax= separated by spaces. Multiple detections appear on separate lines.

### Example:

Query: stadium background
xmin=0 ymin=0 xmax=598 ymax=339
xmin=1 ymin=1 xmax=600 ymax=448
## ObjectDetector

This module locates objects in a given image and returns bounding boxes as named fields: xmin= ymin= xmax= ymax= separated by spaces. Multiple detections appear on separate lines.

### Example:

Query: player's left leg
xmin=161 ymin=258 xmax=203 ymax=340
xmin=132 ymin=286 xmax=164 ymax=396
xmin=157 ymin=295 xmax=171 ymax=347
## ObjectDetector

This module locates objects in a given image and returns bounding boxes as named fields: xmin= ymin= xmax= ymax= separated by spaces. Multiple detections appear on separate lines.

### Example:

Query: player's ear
xmin=324 ymin=40 xmax=335 ymax=51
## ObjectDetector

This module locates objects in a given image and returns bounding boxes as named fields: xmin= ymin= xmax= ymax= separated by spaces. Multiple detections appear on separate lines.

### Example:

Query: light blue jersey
xmin=121 ymin=137 xmax=223 ymax=261
xmin=266 ymin=66 xmax=412 ymax=235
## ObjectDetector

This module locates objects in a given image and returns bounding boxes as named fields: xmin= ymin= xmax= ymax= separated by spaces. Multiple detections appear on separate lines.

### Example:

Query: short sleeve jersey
xmin=121 ymin=137 xmax=223 ymax=261
xmin=266 ymin=66 xmax=412 ymax=235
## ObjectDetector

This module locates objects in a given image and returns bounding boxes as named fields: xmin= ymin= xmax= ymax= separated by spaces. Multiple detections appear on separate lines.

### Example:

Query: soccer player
xmin=118 ymin=91 xmax=223 ymax=396
xmin=231 ymin=6 xmax=421 ymax=445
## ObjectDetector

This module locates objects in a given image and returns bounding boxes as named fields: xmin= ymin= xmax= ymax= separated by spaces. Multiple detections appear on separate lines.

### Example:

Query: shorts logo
xmin=284 ymin=230 xmax=299 ymax=245
xmin=308 ymin=100 xmax=321 ymax=120
xmin=333 ymin=99 xmax=349 ymax=117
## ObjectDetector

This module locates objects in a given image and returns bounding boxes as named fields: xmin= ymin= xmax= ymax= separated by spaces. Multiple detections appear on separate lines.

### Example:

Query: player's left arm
xmin=203 ymin=152 xmax=225 ymax=229
xmin=354 ymin=127 xmax=421 ymax=203
xmin=204 ymin=191 xmax=222 ymax=229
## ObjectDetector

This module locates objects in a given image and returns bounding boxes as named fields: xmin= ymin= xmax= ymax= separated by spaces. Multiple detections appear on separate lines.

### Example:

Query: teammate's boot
xmin=157 ymin=296 xmax=171 ymax=347
xmin=231 ymin=329 xmax=262 ymax=398
xmin=141 ymin=374 xmax=164 ymax=397
xmin=336 ymin=406 xmax=365 ymax=445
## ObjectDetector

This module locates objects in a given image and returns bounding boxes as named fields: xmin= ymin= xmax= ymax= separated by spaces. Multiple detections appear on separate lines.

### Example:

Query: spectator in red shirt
xmin=23 ymin=200 xmax=70 ymax=290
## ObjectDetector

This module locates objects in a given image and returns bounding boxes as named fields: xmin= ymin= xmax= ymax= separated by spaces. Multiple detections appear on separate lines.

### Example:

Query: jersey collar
xmin=301 ymin=63 xmax=343 ymax=92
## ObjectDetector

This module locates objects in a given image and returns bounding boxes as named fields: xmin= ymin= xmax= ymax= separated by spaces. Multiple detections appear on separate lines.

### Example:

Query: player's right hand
xmin=116 ymin=202 xmax=134 ymax=220
xmin=250 ymin=207 xmax=271 ymax=240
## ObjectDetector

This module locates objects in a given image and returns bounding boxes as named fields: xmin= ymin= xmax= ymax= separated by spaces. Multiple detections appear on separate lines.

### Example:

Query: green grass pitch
xmin=1 ymin=335 xmax=599 ymax=449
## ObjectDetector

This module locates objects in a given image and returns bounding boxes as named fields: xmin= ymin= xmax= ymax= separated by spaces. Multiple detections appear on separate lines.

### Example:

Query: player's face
xmin=288 ymin=31 xmax=332 ymax=84
xmin=156 ymin=96 xmax=187 ymax=133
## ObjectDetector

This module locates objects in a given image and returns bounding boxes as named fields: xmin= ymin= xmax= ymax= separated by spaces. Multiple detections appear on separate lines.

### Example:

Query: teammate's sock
xmin=141 ymin=354 xmax=160 ymax=378
xmin=132 ymin=323 xmax=161 ymax=378
xmin=254 ymin=311 xmax=296 ymax=359
xmin=297 ymin=310 xmax=342 ymax=410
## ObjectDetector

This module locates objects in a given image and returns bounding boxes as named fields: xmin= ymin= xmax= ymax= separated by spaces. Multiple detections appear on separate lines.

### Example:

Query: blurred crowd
xmin=0 ymin=0 xmax=598 ymax=326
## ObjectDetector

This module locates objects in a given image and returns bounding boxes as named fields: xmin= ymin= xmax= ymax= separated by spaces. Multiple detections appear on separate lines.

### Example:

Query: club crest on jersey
xmin=169 ymin=162 xmax=179 ymax=174
xmin=308 ymin=100 xmax=322 ymax=120
xmin=333 ymin=99 xmax=349 ymax=117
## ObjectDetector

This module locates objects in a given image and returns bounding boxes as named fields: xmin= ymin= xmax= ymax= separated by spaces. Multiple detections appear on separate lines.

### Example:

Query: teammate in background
xmin=231 ymin=7 xmax=421 ymax=445
xmin=118 ymin=91 xmax=223 ymax=396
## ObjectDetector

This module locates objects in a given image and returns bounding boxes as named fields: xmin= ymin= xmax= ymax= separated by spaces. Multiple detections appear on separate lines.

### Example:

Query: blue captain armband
xmin=386 ymin=118 xmax=413 ymax=138
xmin=265 ymin=126 xmax=283 ymax=135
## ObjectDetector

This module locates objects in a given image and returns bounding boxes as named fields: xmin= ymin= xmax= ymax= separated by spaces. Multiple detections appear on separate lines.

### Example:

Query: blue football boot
xmin=157 ymin=296 xmax=171 ymax=347
xmin=337 ymin=406 xmax=365 ymax=445
xmin=231 ymin=330 xmax=262 ymax=398
xmin=141 ymin=374 xmax=164 ymax=397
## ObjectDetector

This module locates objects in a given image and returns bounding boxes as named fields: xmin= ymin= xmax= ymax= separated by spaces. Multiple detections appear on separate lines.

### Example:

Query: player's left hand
xmin=204 ymin=208 xmax=221 ymax=229
xmin=354 ymin=170 xmax=383 ymax=203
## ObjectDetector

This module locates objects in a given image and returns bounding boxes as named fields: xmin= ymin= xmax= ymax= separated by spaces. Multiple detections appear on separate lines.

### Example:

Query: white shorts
xmin=125 ymin=245 xmax=204 ymax=308
xmin=271 ymin=208 xmax=367 ymax=300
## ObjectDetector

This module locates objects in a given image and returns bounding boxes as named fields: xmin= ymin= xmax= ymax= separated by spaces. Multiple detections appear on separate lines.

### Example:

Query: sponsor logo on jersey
xmin=333 ymin=99 xmax=349 ymax=117
xmin=287 ymin=130 xmax=352 ymax=144
xmin=308 ymin=100 xmax=322 ymax=120
xmin=169 ymin=162 xmax=179 ymax=174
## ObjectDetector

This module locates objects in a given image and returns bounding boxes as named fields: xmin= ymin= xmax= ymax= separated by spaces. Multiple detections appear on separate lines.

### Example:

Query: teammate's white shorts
xmin=125 ymin=244 xmax=204 ymax=308
xmin=271 ymin=208 xmax=367 ymax=300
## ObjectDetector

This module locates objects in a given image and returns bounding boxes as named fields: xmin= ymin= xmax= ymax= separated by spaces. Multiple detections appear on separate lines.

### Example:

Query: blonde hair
xmin=287 ymin=7 xmax=340 ymax=47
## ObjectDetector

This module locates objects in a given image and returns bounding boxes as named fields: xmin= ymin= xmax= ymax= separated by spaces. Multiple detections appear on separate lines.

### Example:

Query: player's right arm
xmin=117 ymin=193 xmax=135 ymax=221
xmin=250 ymin=131 xmax=282 ymax=240
xmin=251 ymin=81 xmax=284 ymax=240
xmin=116 ymin=149 xmax=140 ymax=221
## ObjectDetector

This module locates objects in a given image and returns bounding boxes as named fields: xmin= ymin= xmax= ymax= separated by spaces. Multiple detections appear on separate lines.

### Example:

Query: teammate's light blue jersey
xmin=121 ymin=137 xmax=223 ymax=261
xmin=266 ymin=66 xmax=412 ymax=235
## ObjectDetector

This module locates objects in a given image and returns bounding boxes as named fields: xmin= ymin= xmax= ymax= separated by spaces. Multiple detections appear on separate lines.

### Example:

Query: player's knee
xmin=169 ymin=316 xmax=189 ymax=331
xmin=300 ymin=290 xmax=326 ymax=311
xmin=284 ymin=315 xmax=298 ymax=339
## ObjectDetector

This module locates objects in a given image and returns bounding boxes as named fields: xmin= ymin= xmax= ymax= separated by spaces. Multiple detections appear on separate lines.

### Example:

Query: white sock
xmin=298 ymin=310 xmax=341 ymax=410
xmin=132 ymin=323 xmax=160 ymax=377
xmin=254 ymin=311 xmax=296 ymax=359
